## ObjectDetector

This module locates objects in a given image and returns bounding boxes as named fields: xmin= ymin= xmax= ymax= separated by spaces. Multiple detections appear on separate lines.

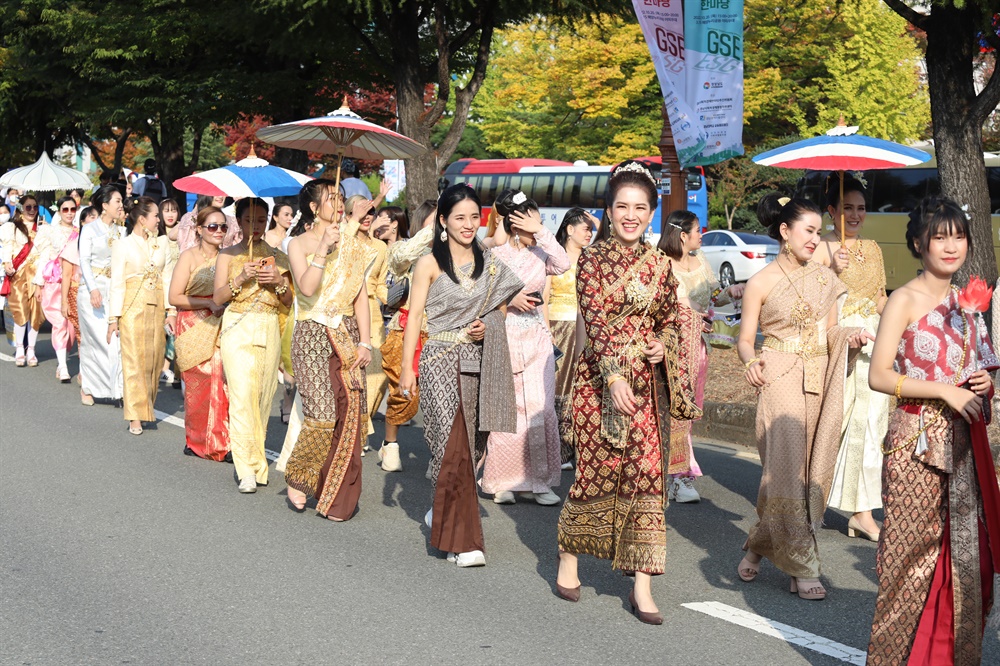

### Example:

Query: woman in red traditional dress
xmin=554 ymin=161 xmax=702 ymax=624
xmin=866 ymin=197 xmax=999 ymax=665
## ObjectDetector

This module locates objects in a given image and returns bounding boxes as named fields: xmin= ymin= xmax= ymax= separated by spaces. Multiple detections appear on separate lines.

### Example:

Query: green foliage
xmin=707 ymin=136 xmax=804 ymax=231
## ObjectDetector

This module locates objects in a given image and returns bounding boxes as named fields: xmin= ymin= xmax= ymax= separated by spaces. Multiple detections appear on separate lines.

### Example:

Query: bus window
xmin=512 ymin=175 xmax=534 ymax=200
xmin=579 ymin=175 xmax=600 ymax=207
xmin=869 ymin=168 xmax=937 ymax=212
xmin=594 ymin=173 xmax=609 ymax=209
xmin=550 ymin=175 xmax=573 ymax=208
xmin=532 ymin=175 xmax=554 ymax=206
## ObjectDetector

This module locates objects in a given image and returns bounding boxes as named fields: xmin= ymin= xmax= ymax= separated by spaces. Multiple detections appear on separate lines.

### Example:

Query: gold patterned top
xmin=109 ymin=231 xmax=172 ymax=318
xmin=673 ymin=250 xmax=731 ymax=312
xmin=548 ymin=261 xmax=578 ymax=322
xmin=837 ymin=239 xmax=886 ymax=319
xmin=185 ymin=256 xmax=217 ymax=297
xmin=296 ymin=219 xmax=378 ymax=330
xmin=226 ymin=243 xmax=289 ymax=315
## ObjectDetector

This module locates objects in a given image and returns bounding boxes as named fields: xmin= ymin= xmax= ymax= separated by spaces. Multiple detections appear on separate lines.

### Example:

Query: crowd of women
xmin=2 ymin=160 xmax=998 ymax=663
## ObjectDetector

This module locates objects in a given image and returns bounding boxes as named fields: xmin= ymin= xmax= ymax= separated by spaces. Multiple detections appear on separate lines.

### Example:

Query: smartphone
xmin=526 ymin=291 xmax=543 ymax=303
xmin=258 ymin=256 xmax=275 ymax=269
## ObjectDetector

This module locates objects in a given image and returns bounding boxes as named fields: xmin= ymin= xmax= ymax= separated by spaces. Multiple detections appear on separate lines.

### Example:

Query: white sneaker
xmin=379 ymin=442 xmax=403 ymax=472
xmin=493 ymin=491 xmax=515 ymax=505
xmin=424 ymin=508 xmax=433 ymax=528
xmin=517 ymin=490 xmax=562 ymax=506
xmin=446 ymin=552 xmax=458 ymax=563
xmin=238 ymin=476 xmax=257 ymax=494
xmin=455 ymin=550 xmax=486 ymax=567
xmin=57 ymin=366 xmax=71 ymax=383
xmin=160 ymin=369 xmax=175 ymax=384
xmin=560 ymin=461 xmax=574 ymax=470
xmin=673 ymin=477 xmax=700 ymax=503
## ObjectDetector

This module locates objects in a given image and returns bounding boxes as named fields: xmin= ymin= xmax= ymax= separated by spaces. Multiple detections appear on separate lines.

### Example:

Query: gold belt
xmin=762 ymin=336 xmax=828 ymax=358
xmin=91 ymin=265 xmax=111 ymax=277
xmin=842 ymin=299 xmax=878 ymax=319
xmin=428 ymin=329 xmax=473 ymax=344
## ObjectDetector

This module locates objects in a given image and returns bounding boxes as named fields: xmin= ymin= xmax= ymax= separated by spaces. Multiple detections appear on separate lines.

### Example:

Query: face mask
xmin=0 ymin=212 xmax=9 ymax=224
xmin=8 ymin=195 xmax=19 ymax=205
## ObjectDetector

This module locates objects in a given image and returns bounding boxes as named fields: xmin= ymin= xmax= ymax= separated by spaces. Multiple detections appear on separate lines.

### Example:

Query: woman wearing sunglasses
xmin=29 ymin=195 xmax=79 ymax=381
xmin=0 ymin=193 xmax=45 ymax=367
xmin=169 ymin=207 xmax=231 ymax=460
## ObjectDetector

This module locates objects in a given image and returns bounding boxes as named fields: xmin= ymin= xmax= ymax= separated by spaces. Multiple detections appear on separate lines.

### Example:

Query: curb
xmin=693 ymin=401 xmax=756 ymax=448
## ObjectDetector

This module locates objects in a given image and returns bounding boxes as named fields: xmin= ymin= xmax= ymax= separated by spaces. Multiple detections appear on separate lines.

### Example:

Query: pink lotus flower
xmin=958 ymin=276 xmax=993 ymax=313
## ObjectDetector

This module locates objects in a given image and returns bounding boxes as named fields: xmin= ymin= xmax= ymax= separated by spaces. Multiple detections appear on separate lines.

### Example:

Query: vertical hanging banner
xmin=684 ymin=0 xmax=745 ymax=165
xmin=632 ymin=0 xmax=744 ymax=167
xmin=631 ymin=0 xmax=707 ymax=167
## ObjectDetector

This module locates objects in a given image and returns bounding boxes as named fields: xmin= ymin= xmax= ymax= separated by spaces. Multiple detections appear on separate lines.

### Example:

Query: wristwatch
xmin=358 ymin=342 xmax=373 ymax=352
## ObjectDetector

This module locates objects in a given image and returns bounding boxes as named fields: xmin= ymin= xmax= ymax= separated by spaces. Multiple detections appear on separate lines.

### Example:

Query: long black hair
xmin=657 ymin=210 xmax=699 ymax=260
xmin=293 ymin=179 xmax=338 ymax=237
xmin=825 ymin=172 xmax=867 ymax=210
xmin=432 ymin=184 xmax=484 ymax=284
xmin=126 ymin=196 xmax=159 ymax=235
xmin=905 ymin=196 xmax=972 ymax=260
xmin=409 ymin=199 xmax=437 ymax=238
xmin=90 ymin=185 xmax=120 ymax=220
xmin=555 ymin=207 xmax=590 ymax=247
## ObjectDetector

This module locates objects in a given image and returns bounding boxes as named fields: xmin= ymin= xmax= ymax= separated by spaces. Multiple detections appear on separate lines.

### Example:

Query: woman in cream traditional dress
xmin=108 ymin=196 xmax=174 ymax=435
xmin=31 ymin=195 xmax=78 ymax=381
xmin=1 ymin=193 xmax=45 ymax=367
xmin=214 ymin=198 xmax=293 ymax=493
xmin=77 ymin=186 xmax=125 ymax=406
xmin=169 ymin=206 xmax=230 ymax=460
xmin=814 ymin=174 xmax=890 ymax=542
xmin=283 ymin=180 xmax=377 ymax=521
xmin=735 ymin=195 xmax=869 ymax=601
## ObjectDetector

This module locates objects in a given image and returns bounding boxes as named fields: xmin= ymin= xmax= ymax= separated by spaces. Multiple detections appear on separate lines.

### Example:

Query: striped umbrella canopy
xmin=173 ymin=149 xmax=312 ymax=198
xmin=256 ymin=99 xmax=425 ymax=195
xmin=752 ymin=123 xmax=931 ymax=241
xmin=0 ymin=152 xmax=92 ymax=192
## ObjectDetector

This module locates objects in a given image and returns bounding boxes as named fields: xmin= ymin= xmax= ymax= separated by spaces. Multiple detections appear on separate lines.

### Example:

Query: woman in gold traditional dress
xmin=169 ymin=206 xmax=230 ymax=461
xmin=545 ymin=207 xmax=595 ymax=467
xmin=1 ymin=194 xmax=45 ymax=367
xmin=107 ymin=197 xmax=174 ymax=435
xmin=866 ymin=198 xmax=998 ymax=665
xmin=283 ymin=180 xmax=376 ymax=521
xmin=735 ymin=194 xmax=869 ymax=600
xmin=555 ymin=162 xmax=701 ymax=624
xmin=213 ymin=198 xmax=293 ymax=493
xmin=813 ymin=174 xmax=890 ymax=542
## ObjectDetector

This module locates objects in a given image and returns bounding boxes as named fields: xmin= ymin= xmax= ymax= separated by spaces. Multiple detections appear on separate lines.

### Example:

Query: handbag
xmin=708 ymin=311 xmax=741 ymax=349
xmin=385 ymin=276 xmax=409 ymax=310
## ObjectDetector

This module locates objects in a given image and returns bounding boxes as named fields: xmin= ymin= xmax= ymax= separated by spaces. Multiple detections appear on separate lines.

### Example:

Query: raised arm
xmin=386 ymin=224 xmax=434 ymax=278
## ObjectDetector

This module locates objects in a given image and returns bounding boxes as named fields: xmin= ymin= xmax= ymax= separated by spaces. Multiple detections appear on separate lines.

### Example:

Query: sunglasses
xmin=203 ymin=223 xmax=228 ymax=233
xmin=61 ymin=206 xmax=78 ymax=213
xmin=23 ymin=205 xmax=38 ymax=211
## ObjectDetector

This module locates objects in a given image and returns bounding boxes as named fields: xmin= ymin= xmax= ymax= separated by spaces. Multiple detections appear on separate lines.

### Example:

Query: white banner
xmin=383 ymin=159 xmax=406 ymax=203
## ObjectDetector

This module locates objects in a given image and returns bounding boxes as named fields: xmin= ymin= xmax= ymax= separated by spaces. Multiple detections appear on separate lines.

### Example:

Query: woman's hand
xmin=643 ymin=339 xmax=664 ymax=365
xmin=508 ymin=290 xmax=540 ymax=313
xmin=350 ymin=345 xmax=372 ymax=372
xmin=317 ymin=222 xmax=340 ymax=255
xmin=831 ymin=248 xmax=849 ymax=274
xmin=238 ymin=260 xmax=259 ymax=285
xmin=399 ymin=365 xmax=417 ymax=398
xmin=106 ymin=321 xmax=118 ymax=344
xmin=968 ymin=369 xmax=994 ymax=397
xmin=942 ymin=384 xmax=983 ymax=423
xmin=256 ymin=264 xmax=281 ymax=286
xmin=2 ymin=262 xmax=13 ymax=276
xmin=61 ymin=301 xmax=69 ymax=319
xmin=349 ymin=199 xmax=375 ymax=223
xmin=207 ymin=299 xmax=227 ymax=317
xmin=744 ymin=358 xmax=766 ymax=388
xmin=90 ymin=289 xmax=103 ymax=309
xmin=727 ymin=283 xmax=745 ymax=300
xmin=379 ymin=179 xmax=392 ymax=199
xmin=34 ymin=289 xmax=42 ymax=302
xmin=165 ymin=315 xmax=176 ymax=336
xmin=848 ymin=330 xmax=876 ymax=349
xmin=467 ymin=319 xmax=486 ymax=341
xmin=510 ymin=209 xmax=544 ymax=235
xmin=609 ymin=380 xmax=638 ymax=416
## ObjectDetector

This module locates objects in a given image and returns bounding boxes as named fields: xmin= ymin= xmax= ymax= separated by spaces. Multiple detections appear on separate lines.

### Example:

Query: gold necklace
xmin=842 ymin=237 xmax=865 ymax=264
xmin=777 ymin=256 xmax=813 ymax=328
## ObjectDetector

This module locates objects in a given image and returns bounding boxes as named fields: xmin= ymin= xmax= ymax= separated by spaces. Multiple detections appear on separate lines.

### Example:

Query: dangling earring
xmin=783 ymin=241 xmax=794 ymax=259
xmin=439 ymin=229 xmax=448 ymax=242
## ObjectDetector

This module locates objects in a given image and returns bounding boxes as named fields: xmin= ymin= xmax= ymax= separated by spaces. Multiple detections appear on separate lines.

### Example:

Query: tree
xmin=883 ymin=0 xmax=1000 ymax=288
xmin=476 ymin=15 xmax=660 ymax=163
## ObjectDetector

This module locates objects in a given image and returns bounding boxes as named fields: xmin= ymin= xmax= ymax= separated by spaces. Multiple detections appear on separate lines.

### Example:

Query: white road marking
xmin=154 ymin=409 xmax=279 ymax=461
xmin=682 ymin=601 xmax=867 ymax=665
xmin=0 ymin=352 xmax=14 ymax=362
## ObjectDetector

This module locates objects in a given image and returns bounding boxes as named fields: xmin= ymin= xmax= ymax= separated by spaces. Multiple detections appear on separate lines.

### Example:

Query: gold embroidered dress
xmin=828 ymin=239 xmax=889 ymax=514
xmin=283 ymin=219 xmax=377 ymax=520
xmin=548 ymin=261 xmax=578 ymax=462
xmin=747 ymin=262 xmax=854 ymax=578
xmin=109 ymin=232 xmax=171 ymax=422
xmin=557 ymin=239 xmax=699 ymax=574
xmin=0 ymin=220 xmax=44 ymax=332
xmin=219 ymin=243 xmax=289 ymax=485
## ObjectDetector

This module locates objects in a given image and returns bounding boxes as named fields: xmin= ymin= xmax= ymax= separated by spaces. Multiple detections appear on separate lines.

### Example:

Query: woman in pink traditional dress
xmin=481 ymin=189 xmax=570 ymax=505
xmin=32 ymin=196 xmax=79 ymax=382
xmin=866 ymin=198 xmax=999 ymax=666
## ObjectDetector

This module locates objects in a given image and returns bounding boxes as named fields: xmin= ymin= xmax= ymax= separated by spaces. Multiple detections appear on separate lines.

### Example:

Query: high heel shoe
xmin=555 ymin=552 xmax=581 ymax=602
xmin=628 ymin=590 xmax=663 ymax=625
xmin=789 ymin=577 xmax=827 ymax=601
xmin=737 ymin=539 xmax=761 ymax=582
xmin=847 ymin=516 xmax=880 ymax=542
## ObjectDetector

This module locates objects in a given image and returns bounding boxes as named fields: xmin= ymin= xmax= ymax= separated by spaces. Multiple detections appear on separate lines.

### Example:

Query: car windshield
xmin=734 ymin=232 xmax=778 ymax=246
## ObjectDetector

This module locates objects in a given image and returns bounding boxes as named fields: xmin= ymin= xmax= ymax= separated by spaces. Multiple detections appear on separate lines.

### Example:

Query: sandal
xmin=737 ymin=539 xmax=761 ymax=582
xmin=26 ymin=347 xmax=38 ymax=367
xmin=790 ymin=577 xmax=826 ymax=601
xmin=14 ymin=348 xmax=25 ymax=367
xmin=81 ymin=390 xmax=95 ymax=406
xmin=128 ymin=424 xmax=143 ymax=436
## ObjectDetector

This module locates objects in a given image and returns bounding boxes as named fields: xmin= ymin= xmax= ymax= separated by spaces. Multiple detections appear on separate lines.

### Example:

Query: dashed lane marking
xmin=682 ymin=601 xmax=867 ymax=665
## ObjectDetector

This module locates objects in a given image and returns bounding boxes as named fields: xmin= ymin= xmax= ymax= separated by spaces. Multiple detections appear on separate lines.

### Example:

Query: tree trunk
xmin=156 ymin=117 xmax=188 ymax=204
xmin=925 ymin=5 xmax=999 ymax=290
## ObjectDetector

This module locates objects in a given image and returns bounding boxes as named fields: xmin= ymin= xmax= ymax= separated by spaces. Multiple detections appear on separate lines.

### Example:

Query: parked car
xmin=700 ymin=230 xmax=779 ymax=286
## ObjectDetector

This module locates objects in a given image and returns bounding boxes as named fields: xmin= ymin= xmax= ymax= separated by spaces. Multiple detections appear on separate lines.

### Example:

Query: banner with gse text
xmin=684 ymin=0 xmax=745 ymax=165
xmin=631 ymin=0 xmax=707 ymax=167
xmin=632 ymin=0 xmax=744 ymax=168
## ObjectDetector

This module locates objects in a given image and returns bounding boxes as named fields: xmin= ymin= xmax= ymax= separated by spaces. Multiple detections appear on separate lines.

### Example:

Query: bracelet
xmin=744 ymin=358 xmax=760 ymax=369
xmin=274 ymin=282 xmax=288 ymax=296
xmin=310 ymin=260 xmax=326 ymax=270
xmin=607 ymin=374 xmax=624 ymax=388
xmin=228 ymin=278 xmax=242 ymax=297
xmin=166 ymin=308 xmax=177 ymax=316
xmin=894 ymin=376 xmax=905 ymax=400
xmin=358 ymin=342 xmax=373 ymax=352
xmin=107 ymin=316 xmax=119 ymax=324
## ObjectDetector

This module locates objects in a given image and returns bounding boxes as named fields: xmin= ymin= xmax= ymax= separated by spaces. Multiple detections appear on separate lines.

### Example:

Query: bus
xmin=438 ymin=157 xmax=708 ymax=241
xmin=796 ymin=151 xmax=1000 ymax=291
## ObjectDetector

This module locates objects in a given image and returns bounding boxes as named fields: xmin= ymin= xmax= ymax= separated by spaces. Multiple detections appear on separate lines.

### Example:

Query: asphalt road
xmin=2 ymin=337 xmax=997 ymax=665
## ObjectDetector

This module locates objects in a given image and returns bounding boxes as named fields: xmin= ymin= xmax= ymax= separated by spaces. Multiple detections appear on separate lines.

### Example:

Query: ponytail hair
xmin=126 ymin=196 xmax=159 ymax=234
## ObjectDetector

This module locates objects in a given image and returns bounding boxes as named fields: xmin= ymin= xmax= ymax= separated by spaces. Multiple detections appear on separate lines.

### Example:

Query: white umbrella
xmin=0 ymin=152 xmax=93 ymax=192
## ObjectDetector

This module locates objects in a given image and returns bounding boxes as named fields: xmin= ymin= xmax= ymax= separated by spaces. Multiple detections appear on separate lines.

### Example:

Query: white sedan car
xmin=700 ymin=230 xmax=779 ymax=287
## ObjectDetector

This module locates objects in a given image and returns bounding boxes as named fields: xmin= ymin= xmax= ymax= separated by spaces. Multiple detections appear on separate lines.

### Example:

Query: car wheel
xmin=720 ymin=263 xmax=735 ymax=288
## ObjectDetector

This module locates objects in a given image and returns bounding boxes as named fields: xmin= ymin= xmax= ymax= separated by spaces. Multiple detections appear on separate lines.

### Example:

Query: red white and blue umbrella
xmin=173 ymin=149 xmax=312 ymax=198
xmin=752 ymin=122 xmax=931 ymax=241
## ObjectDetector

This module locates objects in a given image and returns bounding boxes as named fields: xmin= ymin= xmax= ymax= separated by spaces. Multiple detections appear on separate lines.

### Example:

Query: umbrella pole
xmin=333 ymin=150 xmax=344 ymax=220
xmin=839 ymin=170 xmax=845 ymax=245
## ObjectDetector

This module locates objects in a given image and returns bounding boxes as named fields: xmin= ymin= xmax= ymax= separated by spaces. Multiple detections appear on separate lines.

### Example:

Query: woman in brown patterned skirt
xmin=283 ymin=180 xmax=377 ymax=521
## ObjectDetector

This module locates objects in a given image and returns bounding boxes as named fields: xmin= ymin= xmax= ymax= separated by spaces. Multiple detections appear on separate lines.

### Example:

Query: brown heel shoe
xmin=789 ymin=577 xmax=827 ymax=601
xmin=555 ymin=552 xmax=581 ymax=602
xmin=628 ymin=590 xmax=663 ymax=625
